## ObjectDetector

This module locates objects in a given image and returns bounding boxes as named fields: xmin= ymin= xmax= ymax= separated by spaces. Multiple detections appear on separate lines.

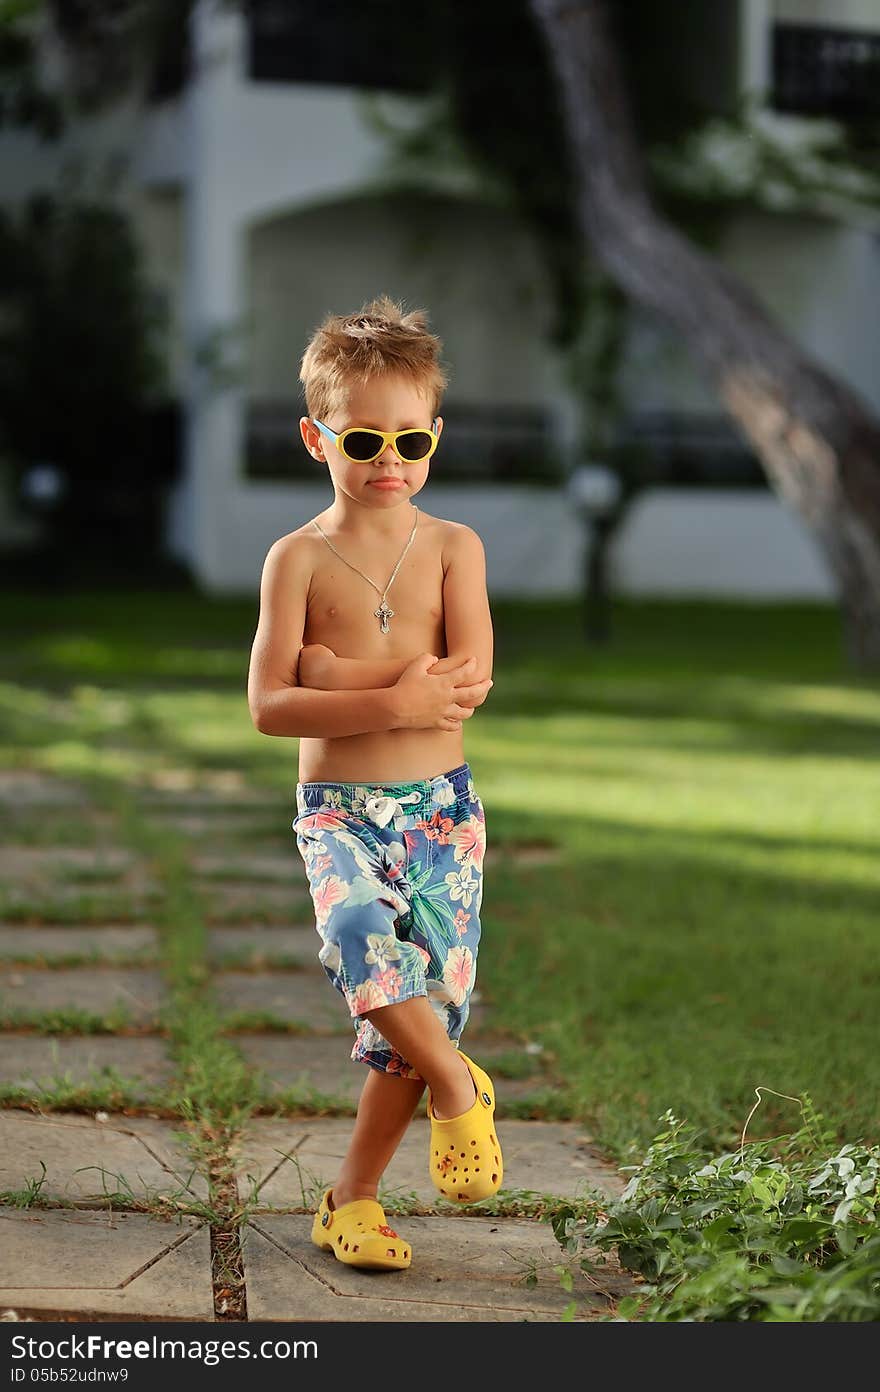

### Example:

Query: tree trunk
xmin=530 ymin=0 xmax=880 ymax=669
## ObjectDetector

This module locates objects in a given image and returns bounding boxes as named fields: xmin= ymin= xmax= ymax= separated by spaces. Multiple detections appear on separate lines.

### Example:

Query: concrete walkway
xmin=0 ymin=770 xmax=634 ymax=1322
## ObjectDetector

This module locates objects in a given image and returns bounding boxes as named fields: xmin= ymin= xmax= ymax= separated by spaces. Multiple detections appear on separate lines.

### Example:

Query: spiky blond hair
xmin=299 ymin=294 xmax=448 ymax=421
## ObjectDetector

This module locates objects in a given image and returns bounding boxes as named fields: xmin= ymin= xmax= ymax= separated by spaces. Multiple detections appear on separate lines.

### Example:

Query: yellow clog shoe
xmin=311 ymin=1188 xmax=411 ymax=1271
xmin=426 ymin=1050 xmax=503 ymax=1203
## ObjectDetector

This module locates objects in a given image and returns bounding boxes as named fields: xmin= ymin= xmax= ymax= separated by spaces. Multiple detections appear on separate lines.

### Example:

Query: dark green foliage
xmin=0 ymin=192 xmax=169 ymax=543
xmin=552 ymin=1099 xmax=880 ymax=1320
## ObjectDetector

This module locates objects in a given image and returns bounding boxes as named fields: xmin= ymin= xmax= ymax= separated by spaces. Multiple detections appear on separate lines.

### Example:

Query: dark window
xmin=772 ymin=23 xmax=880 ymax=120
xmin=245 ymin=398 xmax=560 ymax=485
xmin=146 ymin=8 xmax=192 ymax=103
xmin=245 ymin=0 xmax=440 ymax=92
xmin=610 ymin=412 xmax=767 ymax=489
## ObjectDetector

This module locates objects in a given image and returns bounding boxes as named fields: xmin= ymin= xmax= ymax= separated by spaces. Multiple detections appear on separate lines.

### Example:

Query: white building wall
xmin=611 ymin=490 xmax=832 ymax=598
xmin=620 ymin=212 xmax=880 ymax=417
xmin=0 ymin=0 xmax=873 ymax=601
xmin=190 ymin=479 xmax=831 ymax=599
xmin=246 ymin=195 xmax=556 ymax=406
xmin=773 ymin=0 xmax=880 ymax=27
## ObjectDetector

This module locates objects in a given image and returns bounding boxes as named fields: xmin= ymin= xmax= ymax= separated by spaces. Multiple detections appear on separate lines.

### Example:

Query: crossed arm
xmin=297 ymin=646 xmax=467 ymax=690
xmin=297 ymin=525 xmax=494 ymax=694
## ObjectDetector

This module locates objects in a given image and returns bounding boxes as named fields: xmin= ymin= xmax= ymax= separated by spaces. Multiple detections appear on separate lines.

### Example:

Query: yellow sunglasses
xmin=313 ymin=418 xmax=440 ymax=464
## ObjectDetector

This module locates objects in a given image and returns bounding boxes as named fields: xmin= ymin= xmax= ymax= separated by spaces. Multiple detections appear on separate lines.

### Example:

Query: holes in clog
xmin=344 ymin=1242 xmax=349 ymax=1251
xmin=492 ymin=1173 xmax=498 ymax=1183
xmin=353 ymin=1245 xmax=359 ymax=1253
xmin=387 ymin=1248 xmax=396 ymax=1258
xmin=337 ymin=1235 xmax=343 ymax=1244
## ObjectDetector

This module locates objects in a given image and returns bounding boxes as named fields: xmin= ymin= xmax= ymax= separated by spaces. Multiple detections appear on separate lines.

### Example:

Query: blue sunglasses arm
xmin=312 ymin=419 xmax=337 ymax=443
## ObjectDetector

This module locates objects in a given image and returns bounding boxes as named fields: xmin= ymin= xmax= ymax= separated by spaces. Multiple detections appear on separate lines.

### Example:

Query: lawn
xmin=2 ymin=588 xmax=878 ymax=1160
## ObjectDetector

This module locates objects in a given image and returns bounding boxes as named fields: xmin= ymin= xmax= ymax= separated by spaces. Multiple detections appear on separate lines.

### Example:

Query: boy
xmin=247 ymin=295 xmax=502 ymax=1273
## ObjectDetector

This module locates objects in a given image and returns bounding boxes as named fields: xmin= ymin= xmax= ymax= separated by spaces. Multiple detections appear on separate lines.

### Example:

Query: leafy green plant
xmin=550 ymin=1092 xmax=880 ymax=1321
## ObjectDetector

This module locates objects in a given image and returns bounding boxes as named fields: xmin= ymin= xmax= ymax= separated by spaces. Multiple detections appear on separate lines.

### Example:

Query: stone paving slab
xmin=208 ymin=926 xmax=317 ymax=965
xmin=195 ymin=852 xmax=302 ymax=882
xmin=245 ymin=1214 xmax=630 ymax=1321
xmin=0 ymin=966 xmax=164 ymax=1024
xmin=214 ymin=972 xmax=350 ymax=1034
xmin=139 ymin=779 xmax=271 ymax=804
xmin=4 ymin=806 xmax=117 ymax=838
xmin=232 ymin=1116 xmax=622 ymax=1209
xmin=0 ymin=1211 xmax=213 ymax=1319
xmin=214 ymin=972 xmax=493 ymax=1038
xmin=0 ymin=926 xmax=159 ymax=961
xmin=0 ymin=771 xmax=86 ymax=806
xmin=0 ymin=884 xmax=162 ymax=917
xmin=146 ymin=810 xmax=279 ymax=838
xmin=0 ymin=1036 xmax=173 ymax=1097
xmin=0 ymin=1109 xmax=208 ymax=1201
xmin=0 ymin=847 xmax=134 ymax=880
xmin=202 ymin=883 xmax=311 ymax=920
xmin=235 ymin=1035 xmax=550 ymax=1111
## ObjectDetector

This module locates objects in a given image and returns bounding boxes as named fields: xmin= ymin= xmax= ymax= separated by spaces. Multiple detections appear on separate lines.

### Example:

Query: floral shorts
xmin=292 ymin=762 xmax=486 ymax=1079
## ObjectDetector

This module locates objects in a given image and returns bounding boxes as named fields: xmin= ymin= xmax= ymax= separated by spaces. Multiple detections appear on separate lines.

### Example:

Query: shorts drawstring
xmin=363 ymin=790 xmax=422 ymax=829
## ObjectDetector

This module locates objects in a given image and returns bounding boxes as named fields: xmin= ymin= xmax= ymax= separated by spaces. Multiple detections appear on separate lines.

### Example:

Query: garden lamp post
xmin=566 ymin=463 xmax=623 ymax=642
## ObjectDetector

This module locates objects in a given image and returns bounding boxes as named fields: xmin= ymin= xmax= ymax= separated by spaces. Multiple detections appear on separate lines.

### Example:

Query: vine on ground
xmin=551 ymin=1095 xmax=880 ymax=1321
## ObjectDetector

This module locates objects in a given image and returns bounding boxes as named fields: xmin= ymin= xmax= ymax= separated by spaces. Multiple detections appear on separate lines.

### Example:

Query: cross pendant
xmin=375 ymin=598 xmax=394 ymax=634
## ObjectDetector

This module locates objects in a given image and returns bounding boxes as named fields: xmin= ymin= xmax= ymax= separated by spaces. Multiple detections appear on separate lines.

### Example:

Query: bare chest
xmin=304 ymin=533 xmax=447 ymax=658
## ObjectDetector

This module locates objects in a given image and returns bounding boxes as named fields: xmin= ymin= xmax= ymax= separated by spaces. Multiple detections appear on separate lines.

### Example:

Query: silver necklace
xmin=312 ymin=506 xmax=419 ymax=634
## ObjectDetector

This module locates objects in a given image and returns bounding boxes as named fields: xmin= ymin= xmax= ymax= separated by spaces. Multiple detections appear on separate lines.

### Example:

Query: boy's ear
xmin=300 ymin=416 xmax=325 ymax=458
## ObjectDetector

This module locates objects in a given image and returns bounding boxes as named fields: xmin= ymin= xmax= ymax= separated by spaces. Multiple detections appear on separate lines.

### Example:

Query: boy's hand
xmin=427 ymin=653 xmax=494 ymax=716
xmin=390 ymin=653 xmax=493 ymax=731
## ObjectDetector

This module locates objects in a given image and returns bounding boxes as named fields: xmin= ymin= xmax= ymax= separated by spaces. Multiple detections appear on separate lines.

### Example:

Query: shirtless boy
xmin=247 ymin=295 xmax=502 ymax=1272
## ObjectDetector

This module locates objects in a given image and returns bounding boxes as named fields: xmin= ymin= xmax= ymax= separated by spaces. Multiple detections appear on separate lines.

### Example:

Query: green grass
xmin=2 ymin=588 xmax=879 ymax=1163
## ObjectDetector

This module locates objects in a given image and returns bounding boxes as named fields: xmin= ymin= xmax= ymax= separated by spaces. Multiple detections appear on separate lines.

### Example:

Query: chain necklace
xmin=312 ymin=506 xmax=419 ymax=634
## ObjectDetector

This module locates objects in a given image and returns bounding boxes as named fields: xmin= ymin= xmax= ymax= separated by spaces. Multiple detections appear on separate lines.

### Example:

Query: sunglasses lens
xmin=342 ymin=430 xmax=384 ymax=461
xmin=396 ymin=431 xmax=434 ymax=461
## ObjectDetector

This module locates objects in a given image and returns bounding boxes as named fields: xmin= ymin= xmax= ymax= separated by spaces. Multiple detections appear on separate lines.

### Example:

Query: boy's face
xmin=300 ymin=373 xmax=443 ymax=509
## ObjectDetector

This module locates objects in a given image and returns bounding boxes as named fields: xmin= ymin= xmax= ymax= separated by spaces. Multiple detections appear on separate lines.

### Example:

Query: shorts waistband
xmin=295 ymin=762 xmax=473 ymax=824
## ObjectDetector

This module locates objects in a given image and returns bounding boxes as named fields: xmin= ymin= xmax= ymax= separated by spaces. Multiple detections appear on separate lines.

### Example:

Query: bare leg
xmin=365 ymin=997 xmax=475 ymax=1111
xmin=331 ymin=997 xmax=477 ymax=1208
xmin=332 ymin=1070 xmax=424 ymax=1207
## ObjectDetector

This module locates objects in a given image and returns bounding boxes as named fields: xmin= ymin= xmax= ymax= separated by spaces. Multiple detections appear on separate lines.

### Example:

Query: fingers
xmin=457 ymin=678 xmax=493 ymax=693
xmin=449 ymin=703 xmax=475 ymax=720
xmin=452 ymin=679 xmax=493 ymax=706
xmin=453 ymin=656 xmax=478 ymax=677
